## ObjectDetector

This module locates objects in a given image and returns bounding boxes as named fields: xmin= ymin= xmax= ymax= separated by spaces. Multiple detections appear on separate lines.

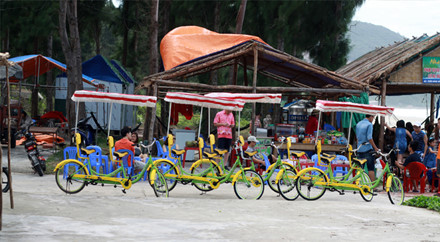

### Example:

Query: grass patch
xmin=45 ymin=149 xmax=64 ymax=175
xmin=402 ymin=195 xmax=440 ymax=213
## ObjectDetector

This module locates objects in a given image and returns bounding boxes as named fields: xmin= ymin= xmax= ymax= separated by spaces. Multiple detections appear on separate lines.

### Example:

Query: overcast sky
xmin=353 ymin=0 xmax=440 ymax=38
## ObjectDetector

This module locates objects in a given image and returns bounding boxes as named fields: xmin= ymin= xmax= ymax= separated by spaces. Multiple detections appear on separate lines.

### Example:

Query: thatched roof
xmin=337 ymin=33 xmax=440 ymax=91
xmin=139 ymin=41 xmax=368 ymax=95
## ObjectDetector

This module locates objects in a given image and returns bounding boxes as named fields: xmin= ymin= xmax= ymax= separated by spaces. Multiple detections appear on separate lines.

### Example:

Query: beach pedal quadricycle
xmin=53 ymin=91 xmax=168 ymax=197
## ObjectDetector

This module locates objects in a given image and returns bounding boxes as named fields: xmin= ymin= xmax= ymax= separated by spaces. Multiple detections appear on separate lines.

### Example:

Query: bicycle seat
xmin=172 ymin=149 xmax=185 ymax=156
xmin=244 ymin=150 xmax=258 ymax=157
xmin=203 ymin=151 xmax=218 ymax=159
xmin=291 ymin=151 xmax=305 ymax=158
xmin=81 ymin=148 xmax=95 ymax=156
xmin=351 ymin=158 xmax=367 ymax=167
xmin=215 ymin=149 xmax=228 ymax=155
xmin=320 ymin=153 xmax=336 ymax=164
xmin=113 ymin=151 xmax=129 ymax=159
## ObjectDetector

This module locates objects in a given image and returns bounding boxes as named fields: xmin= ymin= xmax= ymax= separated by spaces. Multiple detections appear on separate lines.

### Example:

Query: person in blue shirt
xmin=356 ymin=114 xmax=379 ymax=182
xmin=424 ymin=138 xmax=438 ymax=192
xmin=385 ymin=120 xmax=413 ymax=166
xmin=411 ymin=122 xmax=428 ymax=159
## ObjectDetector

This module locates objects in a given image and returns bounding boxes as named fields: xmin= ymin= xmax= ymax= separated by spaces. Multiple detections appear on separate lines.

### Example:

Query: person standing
xmin=356 ymin=114 xmax=379 ymax=183
xmin=411 ymin=122 xmax=428 ymax=159
xmin=214 ymin=109 xmax=235 ymax=167
xmin=385 ymin=120 xmax=413 ymax=165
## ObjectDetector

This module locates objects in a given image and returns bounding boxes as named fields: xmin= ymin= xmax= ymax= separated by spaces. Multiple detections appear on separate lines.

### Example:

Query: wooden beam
xmin=379 ymin=80 xmax=387 ymax=150
xmin=148 ymin=83 xmax=158 ymax=142
xmin=251 ymin=47 xmax=258 ymax=135
xmin=431 ymin=92 xmax=435 ymax=123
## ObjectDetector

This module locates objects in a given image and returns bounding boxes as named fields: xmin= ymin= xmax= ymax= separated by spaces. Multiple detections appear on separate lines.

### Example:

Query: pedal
xmin=101 ymin=184 xmax=104 ymax=187
xmin=114 ymin=185 xmax=117 ymax=188
xmin=372 ymin=193 xmax=378 ymax=196
xmin=122 ymin=189 xmax=126 ymax=194
xmin=200 ymin=191 xmax=206 ymax=195
xmin=339 ymin=192 xmax=345 ymax=195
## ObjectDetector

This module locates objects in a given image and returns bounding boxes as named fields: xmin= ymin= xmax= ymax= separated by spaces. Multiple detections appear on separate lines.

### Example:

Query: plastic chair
xmin=115 ymin=149 xmax=135 ymax=177
xmin=63 ymin=146 xmax=78 ymax=179
xmin=155 ymin=140 xmax=167 ymax=158
xmin=403 ymin=162 xmax=427 ymax=193
xmin=85 ymin=145 xmax=103 ymax=173
xmin=311 ymin=154 xmax=327 ymax=172
xmin=332 ymin=155 xmax=349 ymax=177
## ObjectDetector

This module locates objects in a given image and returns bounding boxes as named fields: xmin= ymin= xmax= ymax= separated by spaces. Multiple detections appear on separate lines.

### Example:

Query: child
xmin=424 ymin=138 xmax=438 ymax=192
xmin=396 ymin=141 xmax=421 ymax=192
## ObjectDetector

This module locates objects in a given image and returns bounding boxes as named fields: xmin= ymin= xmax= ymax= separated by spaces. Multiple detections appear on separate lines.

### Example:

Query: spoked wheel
xmin=2 ymin=167 xmax=10 ymax=193
xmin=190 ymin=160 xmax=221 ymax=192
xmin=152 ymin=160 xmax=178 ymax=192
xmin=296 ymin=168 xmax=327 ymax=201
xmin=277 ymin=169 xmax=299 ymax=201
xmin=233 ymin=170 xmax=264 ymax=200
xmin=387 ymin=176 xmax=404 ymax=205
xmin=267 ymin=164 xmax=294 ymax=193
xmin=151 ymin=170 xmax=169 ymax=198
xmin=55 ymin=161 xmax=88 ymax=194
xmin=359 ymin=171 xmax=373 ymax=202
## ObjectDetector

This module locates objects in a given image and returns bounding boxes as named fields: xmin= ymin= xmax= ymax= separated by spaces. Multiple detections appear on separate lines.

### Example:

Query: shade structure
xmin=204 ymin=92 xmax=281 ymax=104
xmin=164 ymin=92 xmax=244 ymax=111
xmin=8 ymin=54 xmax=96 ymax=86
xmin=72 ymin=90 xmax=157 ymax=107
xmin=316 ymin=100 xmax=394 ymax=116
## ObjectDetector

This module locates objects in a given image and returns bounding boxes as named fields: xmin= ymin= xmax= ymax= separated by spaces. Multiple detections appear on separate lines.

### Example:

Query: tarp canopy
xmin=316 ymin=99 xmax=394 ymax=117
xmin=0 ymin=63 xmax=23 ymax=80
xmin=72 ymin=90 xmax=157 ymax=107
xmin=160 ymin=26 xmax=268 ymax=70
xmin=8 ymin=54 xmax=96 ymax=86
xmin=165 ymin=92 xmax=244 ymax=111
xmin=204 ymin=93 xmax=281 ymax=104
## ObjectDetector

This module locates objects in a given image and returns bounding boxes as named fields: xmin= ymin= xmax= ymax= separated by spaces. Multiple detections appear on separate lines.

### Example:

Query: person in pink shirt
xmin=214 ymin=109 xmax=235 ymax=167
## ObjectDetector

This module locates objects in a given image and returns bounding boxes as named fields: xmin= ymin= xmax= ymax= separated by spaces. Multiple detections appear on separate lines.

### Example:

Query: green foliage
xmin=403 ymin=195 xmax=440 ymax=213
xmin=45 ymin=149 xmax=64 ymax=175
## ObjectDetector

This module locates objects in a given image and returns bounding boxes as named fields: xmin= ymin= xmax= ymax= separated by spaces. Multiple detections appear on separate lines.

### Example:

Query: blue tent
xmin=80 ymin=55 xmax=134 ymax=84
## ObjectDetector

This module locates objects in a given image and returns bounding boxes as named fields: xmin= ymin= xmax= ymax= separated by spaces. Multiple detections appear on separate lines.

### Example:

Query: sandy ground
xmin=1 ymin=147 xmax=440 ymax=241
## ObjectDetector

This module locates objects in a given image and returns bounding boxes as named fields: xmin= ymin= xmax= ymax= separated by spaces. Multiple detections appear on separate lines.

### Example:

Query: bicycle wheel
xmin=2 ymin=168 xmax=9 ymax=193
xmin=153 ymin=160 xmax=178 ymax=191
xmin=190 ymin=160 xmax=221 ymax=192
xmin=277 ymin=169 xmax=299 ymax=201
xmin=55 ymin=161 xmax=88 ymax=194
xmin=387 ymin=176 xmax=404 ymax=205
xmin=233 ymin=170 xmax=264 ymax=200
xmin=267 ymin=163 xmax=294 ymax=193
xmin=296 ymin=168 xmax=327 ymax=201
xmin=151 ymin=170 xmax=169 ymax=198
xmin=359 ymin=172 xmax=373 ymax=202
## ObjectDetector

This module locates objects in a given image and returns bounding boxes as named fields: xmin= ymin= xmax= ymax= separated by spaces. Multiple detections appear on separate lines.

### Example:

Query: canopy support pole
xmin=347 ymin=112 xmax=353 ymax=148
xmin=379 ymin=80 xmax=387 ymax=150
xmin=107 ymin=103 xmax=112 ymax=138
xmin=251 ymin=46 xmax=258 ymax=135
xmin=315 ymin=111 xmax=322 ymax=144
xmin=208 ymin=107 xmax=211 ymax=135
xmin=167 ymin=102 xmax=171 ymax=136
xmin=75 ymin=101 xmax=79 ymax=134
xmin=198 ymin=107 xmax=203 ymax=139
xmin=238 ymin=111 xmax=241 ymax=137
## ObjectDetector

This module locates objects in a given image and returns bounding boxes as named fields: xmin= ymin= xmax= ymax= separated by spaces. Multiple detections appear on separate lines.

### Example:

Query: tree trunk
xmin=59 ymin=0 xmax=84 ymax=133
xmin=31 ymin=38 xmax=39 ymax=117
xmin=46 ymin=35 xmax=54 ymax=112
xmin=229 ymin=0 xmax=247 ymax=85
xmin=121 ymin=0 xmax=130 ymax=66
xmin=148 ymin=0 xmax=159 ymax=76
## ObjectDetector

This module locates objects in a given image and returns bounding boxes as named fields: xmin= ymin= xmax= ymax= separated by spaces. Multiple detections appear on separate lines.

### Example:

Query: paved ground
xmin=1 ymin=147 xmax=440 ymax=241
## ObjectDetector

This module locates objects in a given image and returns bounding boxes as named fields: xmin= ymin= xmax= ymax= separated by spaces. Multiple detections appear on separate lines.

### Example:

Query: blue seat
xmin=85 ymin=145 xmax=103 ymax=173
xmin=332 ymin=155 xmax=349 ymax=176
xmin=63 ymin=147 xmax=79 ymax=179
xmin=115 ymin=149 xmax=135 ymax=177
xmin=155 ymin=140 xmax=167 ymax=158
xmin=312 ymin=154 xmax=328 ymax=172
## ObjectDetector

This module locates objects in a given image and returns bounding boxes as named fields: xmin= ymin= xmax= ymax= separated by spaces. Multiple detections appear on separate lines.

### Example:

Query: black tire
xmin=233 ymin=170 xmax=264 ymax=200
xmin=190 ymin=160 xmax=222 ymax=192
xmin=151 ymin=160 xmax=178 ymax=192
xmin=296 ymin=168 xmax=327 ymax=201
xmin=151 ymin=171 xmax=169 ymax=198
xmin=359 ymin=172 xmax=373 ymax=202
xmin=10 ymin=131 xmax=16 ymax=148
xmin=34 ymin=164 xmax=44 ymax=176
xmin=55 ymin=161 xmax=88 ymax=194
xmin=277 ymin=169 xmax=299 ymax=201
xmin=2 ymin=167 xmax=10 ymax=193
xmin=387 ymin=176 xmax=404 ymax=205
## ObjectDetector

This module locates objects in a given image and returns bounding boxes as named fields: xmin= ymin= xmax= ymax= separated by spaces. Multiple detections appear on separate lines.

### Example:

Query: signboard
xmin=423 ymin=57 xmax=440 ymax=83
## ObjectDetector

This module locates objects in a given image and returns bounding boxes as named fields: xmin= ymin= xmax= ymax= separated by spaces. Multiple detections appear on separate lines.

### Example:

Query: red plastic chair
xmin=403 ymin=162 xmax=427 ymax=193
xmin=432 ymin=168 xmax=439 ymax=192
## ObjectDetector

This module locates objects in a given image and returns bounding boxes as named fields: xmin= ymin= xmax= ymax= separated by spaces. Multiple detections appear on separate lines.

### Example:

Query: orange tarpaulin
xmin=16 ymin=135 xmax=65 ymax=146
xmin=160 ymin=26 xmax=268 ymax=70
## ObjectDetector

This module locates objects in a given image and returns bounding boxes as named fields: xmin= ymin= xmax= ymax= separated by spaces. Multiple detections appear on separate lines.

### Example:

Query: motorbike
xmin=23 ymin=132 xmax=46 ymax=176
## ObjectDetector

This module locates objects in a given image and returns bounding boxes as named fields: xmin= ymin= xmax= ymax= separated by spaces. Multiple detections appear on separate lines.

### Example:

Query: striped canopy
xmin=165 ymin=92 xmax=244 ymax=111
xmin=204 ymin=92 xmax=281 ymax=104
xmin=71 ymin=90 xmax=157 ymax=107
xmin=316 ymin=100 xmax=394 ymax=116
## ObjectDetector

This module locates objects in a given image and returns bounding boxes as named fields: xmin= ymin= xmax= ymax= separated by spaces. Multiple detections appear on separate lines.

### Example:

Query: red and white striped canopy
xmin=316 ymin=100 xmax=394 ymax=116
xmin=71 ymin=90 xmax=157 ymax=107
xmin=204 ymin=93 xmax=282 ymax=104
xmin=165 ymin=92 xmax=244 ymax=111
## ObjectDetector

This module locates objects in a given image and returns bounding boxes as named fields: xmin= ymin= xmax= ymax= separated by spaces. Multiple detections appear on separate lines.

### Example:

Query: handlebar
xmin=138 ymin=138 xmax=156 ymax=154
xmin=374 ymin=148 xmax=398 ymax=158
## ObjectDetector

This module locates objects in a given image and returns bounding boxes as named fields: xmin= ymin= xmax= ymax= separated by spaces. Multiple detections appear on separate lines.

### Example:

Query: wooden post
xmin=430 ymin=92 xmax=435 ymax=124
xmin=379 ymin=80 xmax=387 ymax=150
xmin=148 ymin=83 xmax=158 ymax=142
xmin=251 ymin=46 xmax=258 ymax=135
xmin=243 ymin=57 xmax=248 ymax=86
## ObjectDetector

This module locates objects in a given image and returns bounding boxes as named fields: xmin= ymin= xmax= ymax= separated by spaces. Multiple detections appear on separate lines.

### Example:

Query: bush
xmin=402 ymin=195 xmax=440 ymax=213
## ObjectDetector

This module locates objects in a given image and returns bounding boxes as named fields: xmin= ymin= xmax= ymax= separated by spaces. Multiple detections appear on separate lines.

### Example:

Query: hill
xmin=347 ymin=21 xmax=405 ymax=62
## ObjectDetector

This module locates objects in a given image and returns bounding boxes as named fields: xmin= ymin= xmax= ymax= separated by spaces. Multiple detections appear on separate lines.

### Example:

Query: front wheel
xmin=359 ymin=172 xmax=373 ymax=202
xmin=152 ymin=160 xmax=178 ymax=192
xmin=233 ymin=170 xmax=264 ymax=200
xmin=296 ymin=168 xmax=327 ymax=201
xmin=2 ymin=167 xmax=10 ymax=193
xmin=277 ymin=169 xmax=299 ymax=201
xmin=151 ymin=170 xmax=169 ymax=198
xmin=190 ymin=160 xmax=221 ymax=192
xmin=55 ymin=161 xmax=88 ymax=194
xmin=34 ymin=164 xmax=44 ymax=177
xmin=387 ymin=176 xmax=404 ymax=205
